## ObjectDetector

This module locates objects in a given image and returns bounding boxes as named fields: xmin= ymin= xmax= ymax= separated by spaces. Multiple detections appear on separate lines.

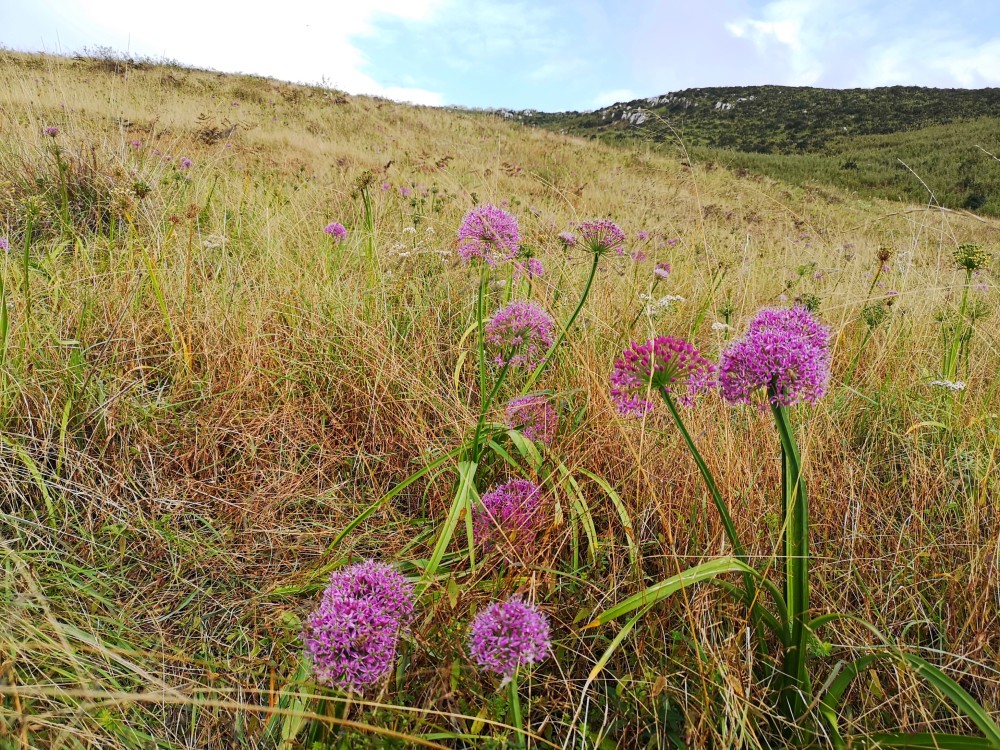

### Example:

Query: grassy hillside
xmin=0 ymin=51 xmax=998 ymax=749
xmin=519 ymin=85 xmax=1000 ymax=215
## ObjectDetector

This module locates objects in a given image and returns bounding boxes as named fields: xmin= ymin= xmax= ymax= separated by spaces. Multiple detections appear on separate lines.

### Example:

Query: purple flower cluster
xmin=578 ymin=219 xmax=626 ymax=256
xmin=468 ymin=597 xmax=551 ymax=680
xmin=485 ymin=301 xmax=555 ymax=369
xmin=457 ymin=205 xmax=520 ymax=265
xmin=44 ymin=126 xmax=59 ymax=137
xmin=473 ymin=479 xmax=543 ymax=545
xmin=178 ymin=157 xmax=193 ymax=170
xmin=610 ymin=337 xmax=716 ymax=416
xmin=324 ymin=222 xmax=347 ymax=242
xmin=0 ymin=237 xmax=9 ymax=253
xmin=557 ymin=231 xmax=577 ymax=248
xmin=654 ymin=262 xmax=671 ymax=280
xmin=513 ymin=257 xmax=544 ymax=280
xmin=302 ymin=561 xmax=414 ymax=692
xmin=718 ymin=306 xmax=830 ymax=407
xmin=504 ymin=395 xmax=557 ymax=444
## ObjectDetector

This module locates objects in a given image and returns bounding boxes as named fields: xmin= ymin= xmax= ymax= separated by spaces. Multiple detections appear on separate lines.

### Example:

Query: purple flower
xmin=400 ymin=186 xmax=412 ymax=198
xmin=485 ymin=301 xmax=555 ymax=369
xmin=578 ymin=219 xmax=626 ymax=256
xmin=666 ymin=238 xmax=680 ymax=247
xmin=381 ymin=181 xmax=391 ymax=191
xmin=302 ymin=597 xmax=399 ymax=692
xmin=513 ymin=257 xmax=544 ymax=280
xmin=468 ymin=598 xmax=551 ymax=679
xmin=178 ymin=157 xmax=193 ymax=170
xmin=321 ymin=560 xmax=415 ymax=626
xmin=44 ymin=126 xmax=59 ymax=137
xmin=557 ymin=231 xmax=577 ymax=248
xmin=610 ymin=337 xmax=717 ymax=416
xmin=129 ymin=140 xmax=142 ymax=149
xmin=654 ymin=262 xmax=671 ymax=280
xmin=630 ymin=250 xmax=647 ymax=262
xmin=0 ymin=237 xmax=9 ymax=253
xmin=718 ymin=306 xmax=830 ymax=408
xmin=457 ymin=205 xmax=520 ymax=266
xmin=636 ymin=230 xmax=650 ymax=241
xmin=474 ymin=479 xmax=543 ymax=545
xmin=301 ymin=560 xmax=414 ymax=692
xmin=324 ymin=222 xmax=347 ymax=241
xmin=504 ymin=395 xmax=557 ymax=444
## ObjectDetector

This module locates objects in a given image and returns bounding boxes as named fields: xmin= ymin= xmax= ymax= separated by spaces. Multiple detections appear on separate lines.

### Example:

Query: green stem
xmin=659 ymin=390 xmax=745 ymax=559
xmin=522 ymin=252 xmax=599 ymax=394
xmin=477 ymin=266 xmax=490 ymax=401
xmin=509 ymin=673 xmax=525 ymax=749
xmin=769 ymin=400 xmax=811 ymax=724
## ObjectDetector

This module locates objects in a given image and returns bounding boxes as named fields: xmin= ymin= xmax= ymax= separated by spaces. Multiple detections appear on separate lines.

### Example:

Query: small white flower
xmin=425 ymin=226 xmax=435 ymax=235
xmin=711 ymin=321 xmax=731 ymax=331
xmin=930 ymin=379 xmax=967 ymax=392
xmin=402 ymin=227 xmax=416 ymax=235
xmin=398 ymin=251 xmax=411 ymax=258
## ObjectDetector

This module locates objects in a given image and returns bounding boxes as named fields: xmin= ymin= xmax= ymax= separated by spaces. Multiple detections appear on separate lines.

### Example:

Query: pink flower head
xmin=178 ymin=157 xmax=193 ymax=169
xmin=610 ymin=336 xmax=717 ymax=416
xmin=504 ymin=395 xmax=557 ymax=444
xmin=636 ymin=230 xmax=650 ymax=241
xmin=473 ymin=479 xmax=543 ymax=545
xmin=324 ymin=222 xmax=347 ymax=241
xmin=468 ymin=598 xmax=551 ymax=679
xmin=0 ymin=237 xmax=9 ymax=253
xmin=400 ymin=186 xmax=412 ymax=198
xmin=654 ymin=262 xmax=671 ymax=280
xmin=380 ymin=181 xmax=391 ymax=191
xmin=666 ymin=238 xmax=680 ymax=247
xmin=457 ymin=205 xmax=520 ymax=265
xmin=130 ymin=140 xmax=142 ymax=149
xmin=44 ymin=126 xmax=59 ymax=137
xmin=719 ymin=306 xmax=830 ymax=408
xmin=578 ymin=219 xmax=626 ymax=256
xmin=302 ymin=560 xmax=414 ymax=692
xmin=484 ymin=301 xmax=555 ymax=369
xmin=557 ymin=231 xmax=577 ymax=248
xmin=513 ymin=257 xmax=544 ymax=280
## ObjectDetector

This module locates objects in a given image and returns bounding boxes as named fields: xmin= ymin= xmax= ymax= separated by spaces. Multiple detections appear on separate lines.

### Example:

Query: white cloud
xmin=592 ymin=88 xmax=637 ymax=108
xmin=725 ymin=19 xmax=801 ymax=50
xmin=6 ymin=0 xmax=448 ymax=104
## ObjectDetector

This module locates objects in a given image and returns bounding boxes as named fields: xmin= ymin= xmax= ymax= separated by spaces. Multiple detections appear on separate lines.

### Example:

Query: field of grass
xmin=0 ymin=51 xmax=998 ymax=749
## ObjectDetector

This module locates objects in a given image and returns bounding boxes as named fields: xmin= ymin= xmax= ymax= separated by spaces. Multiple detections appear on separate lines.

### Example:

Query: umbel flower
xmin=504 ymin=394 xmax=557 ymax=444
xmin=324 ymin=222 xmax=347 ymax=242
xmin=557 ymin=231 xmax=577 ymax=248
xmin=954 ymin=243 xmax=991 ymax=272
xmin=473 ymin=479 xmax=543 ymax=545
xmin=457 ymin=204 xmax=520 ymax=265
xmin=719 ymin=306 xmax=830 ymax=407
xmin=485 ymin=301 xmax=555 ymax=369
xmin=468 ymin=597 xmax=551 ymax=681
xmin=302 ymin=561 xmax=414 ymax=692
xmin=610 ymin=336 xmax=716 ymax=416
xmin=578 ymin=219 xmax=626 ymax=256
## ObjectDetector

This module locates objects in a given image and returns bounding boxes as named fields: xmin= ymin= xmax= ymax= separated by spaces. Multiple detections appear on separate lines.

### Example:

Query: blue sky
xmin=3 ymin=0 xmax=1000 ymax=110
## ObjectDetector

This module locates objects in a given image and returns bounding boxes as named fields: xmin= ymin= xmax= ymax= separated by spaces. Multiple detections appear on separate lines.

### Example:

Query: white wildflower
xmin=930 ymin=379 xmax=967 ymax=392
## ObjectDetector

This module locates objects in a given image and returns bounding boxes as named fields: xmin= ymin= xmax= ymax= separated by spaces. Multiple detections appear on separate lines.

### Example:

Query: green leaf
xmin=421 ymin=461 xmax=478 ymax=588
xmin=584 ymin=557 xmax=756 ymax=627
xmin=578 ymin=468 xmax=639 ymax=576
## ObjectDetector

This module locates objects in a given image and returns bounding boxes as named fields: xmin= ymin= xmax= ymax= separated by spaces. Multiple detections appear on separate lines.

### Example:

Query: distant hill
xmin=513 ymin=86 xmax=1000 ymax=215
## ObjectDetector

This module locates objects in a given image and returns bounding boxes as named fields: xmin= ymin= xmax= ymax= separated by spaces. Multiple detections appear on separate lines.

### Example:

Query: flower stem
xmin=509 ymin=672 xmax=525 ymax=749
xmin=521 ymin=252 xmax=600 ymax=394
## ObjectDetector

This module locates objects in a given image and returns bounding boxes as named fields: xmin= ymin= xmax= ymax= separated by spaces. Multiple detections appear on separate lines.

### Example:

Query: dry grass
xmin=0 ymin=50 xmax=998 ymax=748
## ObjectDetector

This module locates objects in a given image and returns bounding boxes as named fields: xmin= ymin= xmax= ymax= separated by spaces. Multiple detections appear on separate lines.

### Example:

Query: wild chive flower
xmin=513 ymin=257 xmax=544 ymax=280
xmin=954 ymin=243 xmax=991 ymax=271
xmin=457 ymin=205 xmax=520 ymax=265
xmin=504 ymin=395 xmax=557 ymax=444
xmin=557 ymin=231 xmax=577 ymax=248
xmin=719 ymin=306 xmax=830 ymax=408
xmin=178 ymin=157 xmax=193 ymax=169
xmin=302 ymin=560 xmax=414 ymax=691
xmin=321 ymin=560 xmax=415 ymax=626
xmin=473 ymin=479 xmax=543 ymax=545
xmin=610 ymin=336 xmax=716 ymax=415
xmin=484 ymin=301 xmax=555 ymax=369
xmin=0 ymin=238 xmax=8 ymax=253
xmin=468 ymin=598 xmax=551 ymax=681
xmin=44 ymin=126 xmax=59 ymax=137
xmin=636 ymin=230 xmax=650 ymax=241
xmin=302 ymin=597 xmax=399 ymax=691
xmin=578 ymin=219 xmax=626 ymax=256
xmin=324 ymin=222 xmax=347 ymax=242
xmin=654 ymin=262 xmax=671 ymax=279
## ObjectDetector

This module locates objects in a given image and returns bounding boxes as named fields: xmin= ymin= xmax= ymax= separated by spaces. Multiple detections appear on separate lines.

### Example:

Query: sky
xmin=3 ymin=0 xmax=1000 ymax=111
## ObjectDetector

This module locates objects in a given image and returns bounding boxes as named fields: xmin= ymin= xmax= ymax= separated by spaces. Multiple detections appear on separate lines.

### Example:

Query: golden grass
xmin=0 ymin=49 xmax=997 ymax=748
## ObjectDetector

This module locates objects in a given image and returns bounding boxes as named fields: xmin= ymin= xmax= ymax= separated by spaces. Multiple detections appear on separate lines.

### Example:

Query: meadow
xmin=0 ymin=50 xmax=998 ymax=749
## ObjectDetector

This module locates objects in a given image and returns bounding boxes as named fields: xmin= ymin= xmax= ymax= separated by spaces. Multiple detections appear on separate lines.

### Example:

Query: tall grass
xmin=0 ymin=50 xmax=997 ymax=748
